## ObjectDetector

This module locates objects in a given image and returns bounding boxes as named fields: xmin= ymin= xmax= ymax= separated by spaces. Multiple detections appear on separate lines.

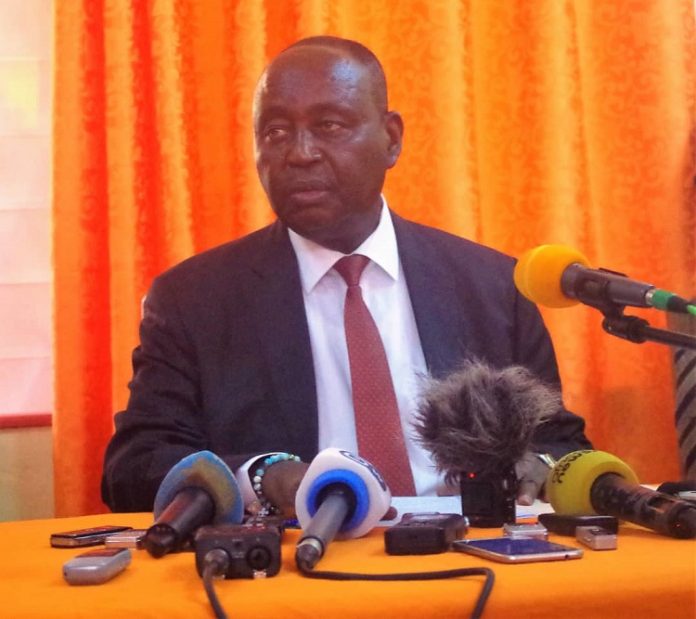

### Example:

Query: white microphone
xmin=294 ymin=448 xmax=391 ymax=570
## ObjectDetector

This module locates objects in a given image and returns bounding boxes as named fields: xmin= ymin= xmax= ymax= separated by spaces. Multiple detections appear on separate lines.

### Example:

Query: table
xmin=0 ymin=512 xmax=693 ymax=618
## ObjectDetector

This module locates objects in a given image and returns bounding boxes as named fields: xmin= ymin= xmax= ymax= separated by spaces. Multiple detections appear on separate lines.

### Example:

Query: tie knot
xmin=334 ymin=254 xmax=370 ymax=287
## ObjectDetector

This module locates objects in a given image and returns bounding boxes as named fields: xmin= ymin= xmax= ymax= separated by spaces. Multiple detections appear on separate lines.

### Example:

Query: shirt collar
xmin=288 ymin=197 xmax=400 ymax=293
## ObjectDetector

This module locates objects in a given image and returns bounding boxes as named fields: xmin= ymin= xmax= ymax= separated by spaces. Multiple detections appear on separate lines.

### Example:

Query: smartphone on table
xmin=104 ymin=528 xmax=147 ymax=549
xmin=453 ymin=536 xmax=583 ymax=563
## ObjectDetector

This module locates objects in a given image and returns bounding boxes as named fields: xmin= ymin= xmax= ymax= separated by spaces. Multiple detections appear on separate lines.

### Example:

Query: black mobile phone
xmin=453 ymin=536 xmax=583 ymax=564
xmin=537 ymin=513 xmax=619 ymax=536
xmin=63 ymin=547 xmax=132 ymax=585
xmin=50 ymin=525 xmax=133 ymax=548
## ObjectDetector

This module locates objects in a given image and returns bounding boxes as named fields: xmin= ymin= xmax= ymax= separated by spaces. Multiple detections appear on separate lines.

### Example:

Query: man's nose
xmin=286 ymin=129 xmax=322 ymax=165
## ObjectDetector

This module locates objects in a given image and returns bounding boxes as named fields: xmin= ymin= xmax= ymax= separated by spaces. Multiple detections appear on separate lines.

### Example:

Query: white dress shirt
xmin=287 ymin=199 xmax=447 ymax=496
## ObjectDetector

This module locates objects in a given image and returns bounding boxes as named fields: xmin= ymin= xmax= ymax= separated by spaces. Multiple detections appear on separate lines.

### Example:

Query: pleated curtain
xmin=53 ymin=0 xmax=696 ymax=515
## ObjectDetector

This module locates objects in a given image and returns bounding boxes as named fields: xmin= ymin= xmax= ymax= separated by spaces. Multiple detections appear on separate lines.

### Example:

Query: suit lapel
xmin=244 ymin=222 xmax=318 ymax=460
xmin=393 ymin=213 xmax=466 ymax=378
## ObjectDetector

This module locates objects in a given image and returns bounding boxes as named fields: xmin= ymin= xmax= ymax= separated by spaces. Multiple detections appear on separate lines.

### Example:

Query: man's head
xmin=253 ymin=36 xmax=403 ymax=253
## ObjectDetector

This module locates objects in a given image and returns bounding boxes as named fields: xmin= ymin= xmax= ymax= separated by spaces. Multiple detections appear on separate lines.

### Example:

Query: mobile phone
xmin=575 ymin=526 xmax=617 ymax=550
xmin=452 ymin=536 xmax=583 ymax=563
xmin=502 ymin=522 xmax=548 ymax=540
xmin=104 ymin=529 xmax=147 ymax=549
xmin=50 ymin=525 xmax=134 ymax=548
xmin=384 ymin=512 xmax=469 ymax=555
xmin=63 ymin=547 xmax=132 ymax=585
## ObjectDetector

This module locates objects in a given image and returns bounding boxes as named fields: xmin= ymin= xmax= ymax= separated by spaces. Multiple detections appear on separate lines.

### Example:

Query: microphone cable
xmin=296 ymin=560 xmax=495 ymax=619
xmin=199 ymin=543 xmax=495 ymax=619
xmin=200 ymin=549 xmax=231 ymax=619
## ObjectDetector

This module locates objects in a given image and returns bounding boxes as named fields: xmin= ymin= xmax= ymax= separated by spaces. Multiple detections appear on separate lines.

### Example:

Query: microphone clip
xmin=600 ymin=308 xmax=696 ymax=350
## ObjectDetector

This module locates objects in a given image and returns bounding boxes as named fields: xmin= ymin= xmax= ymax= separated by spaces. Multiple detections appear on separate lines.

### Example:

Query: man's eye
xmin=318 ymin=120 xmax=344 ymax=132
xmin=264 ymin=127 xmax=289 ymax=140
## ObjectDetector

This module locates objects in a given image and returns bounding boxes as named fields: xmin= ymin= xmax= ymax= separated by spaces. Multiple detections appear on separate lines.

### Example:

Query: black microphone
xmin=514 ymin=244 xmax=695 ymax=314
xmin=414 ymin=359 xmax=561 ymax=526
xmin=294 ymin=448 xmax=391 ymax=571
xmin=548 ymin=450 xmax=696 ymax=539
xmin=143 ymin=451 xmax=244 ymax=558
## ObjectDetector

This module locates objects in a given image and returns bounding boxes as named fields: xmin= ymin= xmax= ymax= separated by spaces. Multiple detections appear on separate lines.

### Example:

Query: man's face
xmin=253 ymin=47 xmax=402 ymax=253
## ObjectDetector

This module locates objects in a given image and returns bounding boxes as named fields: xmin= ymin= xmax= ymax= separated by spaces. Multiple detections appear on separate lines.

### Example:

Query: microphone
xmin=547 ymin=450 xmax=696 ymax=539
xmin=514 ymin=244 xmax=695 ymax=314
xmin=414 ymin=359 xmax=561 ymax=525
xmin=143 ymin=451 xmax=244 ymax=558
xmin=294 ymin=447 xmax=391 ymax=570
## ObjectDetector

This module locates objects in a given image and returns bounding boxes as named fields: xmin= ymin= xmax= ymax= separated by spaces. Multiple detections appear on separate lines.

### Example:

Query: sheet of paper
xmin=381 ymin=495 xmax=554 ymax=526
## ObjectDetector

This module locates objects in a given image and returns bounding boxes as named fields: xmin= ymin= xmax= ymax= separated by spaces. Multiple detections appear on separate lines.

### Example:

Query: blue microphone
xmin=144 ymin=451 xmax=244 ymax=557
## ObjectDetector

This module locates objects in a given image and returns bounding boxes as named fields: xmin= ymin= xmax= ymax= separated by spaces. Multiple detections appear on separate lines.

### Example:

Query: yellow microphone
xmin=514 ymin=244 xmax=695 ymax=315
xmin=514 ymin=245 xmax=590 ymax=308
xmin=546 ymin=450 xmax=696 ymax=539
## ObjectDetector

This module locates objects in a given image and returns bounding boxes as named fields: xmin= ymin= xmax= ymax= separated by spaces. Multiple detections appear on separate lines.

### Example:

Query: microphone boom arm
xmin=579 ymin=289 xmax=696 ymax=350
xmin=600 ymin=309 xmax=696 ymax=350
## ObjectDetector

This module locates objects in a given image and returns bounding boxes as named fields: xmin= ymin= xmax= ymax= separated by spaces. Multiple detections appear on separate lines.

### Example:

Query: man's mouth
xmin=287 ymin=182 xmax=332 ymax=205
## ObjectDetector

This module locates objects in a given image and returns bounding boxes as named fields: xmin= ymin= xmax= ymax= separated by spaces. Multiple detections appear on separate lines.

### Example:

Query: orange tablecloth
xmin=0 ymin=512 xmax=693 ymax=618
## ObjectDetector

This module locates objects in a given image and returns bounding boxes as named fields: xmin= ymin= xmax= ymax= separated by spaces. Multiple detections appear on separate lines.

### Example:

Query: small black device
xmin=63 ymin=547 xmax=132 ymax=585
xmin=194 ymin=522 xmax=282 ymax=579
xmin=50 ymin=525 xmax=133 ymax=548
xmin=656 ymin=481 xmax=696 ymax=504
xmin=384 ymin=512 xmax=469 ymax=555
xmin=537 ymin=513 xmax=619 ymax=536
xmin=453 ymin=536 xmax=583 ymax=563
xmin=460 ymin=466 xmax=517 ymax=527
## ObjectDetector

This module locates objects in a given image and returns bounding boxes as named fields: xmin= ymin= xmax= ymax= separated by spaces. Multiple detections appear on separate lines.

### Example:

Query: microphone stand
xmin=592 ymin=302 xmax=696 ymax=351
xmin=602 ymin=314 xmax=696 ymax=350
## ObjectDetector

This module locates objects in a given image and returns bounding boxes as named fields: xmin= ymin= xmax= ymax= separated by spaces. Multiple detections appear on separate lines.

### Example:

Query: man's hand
xmin=256 ymin=459 xmax=310 ymax=517
xmin=515 ymin=451 xmax=554 ymax=506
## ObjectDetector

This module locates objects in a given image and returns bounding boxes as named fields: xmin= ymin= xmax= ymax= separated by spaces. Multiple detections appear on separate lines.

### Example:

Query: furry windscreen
xmin=413 ymin=359 xmax=561 ymax=481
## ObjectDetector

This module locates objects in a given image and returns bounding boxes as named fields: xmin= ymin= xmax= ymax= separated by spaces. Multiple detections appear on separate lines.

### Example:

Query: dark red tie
xmin=334 ymin=254 xmax=416 ymax=496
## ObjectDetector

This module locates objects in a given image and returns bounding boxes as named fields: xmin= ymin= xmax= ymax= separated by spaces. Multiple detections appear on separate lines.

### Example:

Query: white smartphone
xmin=63 ymin=547 xmax=132 ymax=585
xmin=452 ymin=536 xmax=583 ymax=564
xmin=104 ymin=528 xmax=147 ymax=549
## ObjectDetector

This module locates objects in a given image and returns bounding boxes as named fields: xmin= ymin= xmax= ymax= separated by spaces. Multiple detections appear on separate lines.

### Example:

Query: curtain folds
xmin=53 ymin=0 xmax=696 ymax=516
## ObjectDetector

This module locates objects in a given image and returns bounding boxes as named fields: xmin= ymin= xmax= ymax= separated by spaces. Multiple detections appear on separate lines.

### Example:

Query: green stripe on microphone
xmin=650 ymin=289 xmax=693 ymax=314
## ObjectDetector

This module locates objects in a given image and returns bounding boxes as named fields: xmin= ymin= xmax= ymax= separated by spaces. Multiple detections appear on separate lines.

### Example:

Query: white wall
xmin=0 ymin=1 xmax=54 ymax=521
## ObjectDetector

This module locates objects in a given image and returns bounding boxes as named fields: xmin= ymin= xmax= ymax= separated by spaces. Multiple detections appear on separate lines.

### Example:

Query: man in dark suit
xmin=102 ymin=36 xmax=591 ymax=514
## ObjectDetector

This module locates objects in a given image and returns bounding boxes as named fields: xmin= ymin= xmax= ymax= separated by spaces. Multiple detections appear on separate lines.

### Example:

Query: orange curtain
xmin=53 ymin=0 xmax=696 ymax=516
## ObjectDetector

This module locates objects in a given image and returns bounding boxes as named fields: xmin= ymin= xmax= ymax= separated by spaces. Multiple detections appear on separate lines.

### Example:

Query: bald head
xmin=254 ymin=36 xmax=389 ymax=117
xmin=284 ymin=37 xmax=388 ymax=110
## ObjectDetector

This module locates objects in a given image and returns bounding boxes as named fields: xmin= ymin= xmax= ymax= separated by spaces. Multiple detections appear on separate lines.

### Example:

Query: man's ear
xmin=384 ymin=111 xmax=404 ymax=168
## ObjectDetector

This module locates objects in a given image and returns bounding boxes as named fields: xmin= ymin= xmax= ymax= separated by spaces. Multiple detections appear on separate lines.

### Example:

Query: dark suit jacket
xmin=101 ymin=213 xmax=590 ymax=511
